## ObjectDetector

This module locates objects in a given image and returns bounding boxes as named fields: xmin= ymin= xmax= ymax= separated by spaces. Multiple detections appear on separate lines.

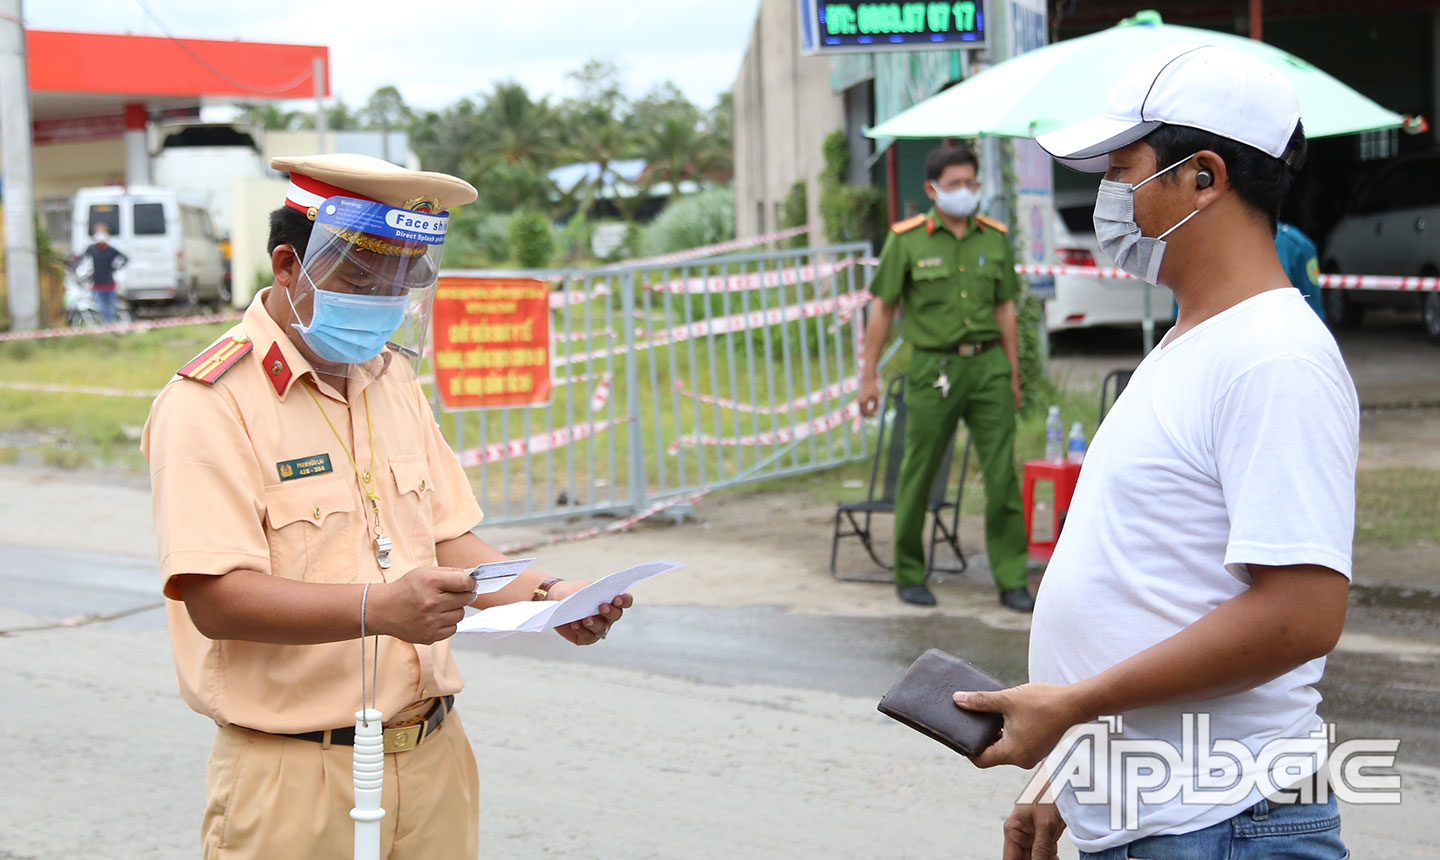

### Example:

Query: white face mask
xmin=1093 ymin=153 xmax=1201 ymax=284
xmin=932 ymin=184 xmax=980 ymax=218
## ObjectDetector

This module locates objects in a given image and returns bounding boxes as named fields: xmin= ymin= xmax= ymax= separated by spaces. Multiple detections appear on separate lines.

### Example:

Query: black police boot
xmin=897 ymin=584 xmax=937 ymax=606
xmin=999 ymin=587 xmax=1035 ymax=613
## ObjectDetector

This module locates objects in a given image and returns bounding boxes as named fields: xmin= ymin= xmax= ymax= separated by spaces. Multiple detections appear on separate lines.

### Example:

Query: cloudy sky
xmin=25 ymin=0 xmax=761 ymax=111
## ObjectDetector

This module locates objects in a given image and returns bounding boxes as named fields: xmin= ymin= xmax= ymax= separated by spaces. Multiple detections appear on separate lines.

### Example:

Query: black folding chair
xmin=1098 ymin=369 xmax=1134 ymax=425
xmin=831 ymin=373 xmax=971 ymax=582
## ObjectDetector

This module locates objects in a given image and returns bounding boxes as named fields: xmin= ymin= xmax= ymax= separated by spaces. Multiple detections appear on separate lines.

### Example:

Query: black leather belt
xmin=262 ymin=695 xmax=453 ymax=754
xmin=919 ymin=338 xmax=1002 ymax=357
xmin=954 ymin=338 xmax=1001 ymax=357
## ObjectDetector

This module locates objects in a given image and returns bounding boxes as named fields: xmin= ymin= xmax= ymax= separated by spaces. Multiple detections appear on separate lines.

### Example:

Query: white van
xmin=71 ymin=186 xmax=229 ymax=310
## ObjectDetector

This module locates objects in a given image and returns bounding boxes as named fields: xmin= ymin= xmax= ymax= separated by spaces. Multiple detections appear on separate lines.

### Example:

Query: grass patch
xmin=0 ymin=323 xmax=233 ymax=471
xmin=1355 ymin=467 xmax=1440 ymax=547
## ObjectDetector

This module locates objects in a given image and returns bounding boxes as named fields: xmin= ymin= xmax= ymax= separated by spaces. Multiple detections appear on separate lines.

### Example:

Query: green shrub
xmin=508 ymin=211 xmax=556 ymax=269
xmin=820 ymin=131 xmax=848 ymax=187
xmin=780 ymin=180 xmax=808 ymax=249
xmin=818 ymin=130 xmax=885 ymax=245
xmin=556 ymin=213 xmax=591 ymax=264
xmin=819 ymin=184 xmax=885 ymax=244
xmin=1016 ymin=287 xmax=1055 ymax=417
xmin=640 ymin=189 xmax=735 ymax=256
xmin=476 ymin=214 xmax=512 ymax=263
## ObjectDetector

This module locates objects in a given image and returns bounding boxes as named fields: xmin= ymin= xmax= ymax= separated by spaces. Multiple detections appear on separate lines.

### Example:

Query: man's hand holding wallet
xmin=877 ymin=648 xmax=1088 ymax=769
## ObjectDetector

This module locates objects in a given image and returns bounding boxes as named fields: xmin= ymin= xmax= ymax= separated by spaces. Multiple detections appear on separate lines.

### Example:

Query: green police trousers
xmin=892 ymin=347 xmax=1028 ymax=590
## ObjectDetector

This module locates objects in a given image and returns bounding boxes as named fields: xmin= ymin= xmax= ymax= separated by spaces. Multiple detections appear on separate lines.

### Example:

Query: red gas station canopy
xmin=25 ymin=29 xmax=328 ymax=131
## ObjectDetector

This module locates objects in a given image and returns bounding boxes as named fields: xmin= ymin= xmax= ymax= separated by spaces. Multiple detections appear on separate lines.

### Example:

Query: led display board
xmin=799 ymin=1 xmax=988 ymax=54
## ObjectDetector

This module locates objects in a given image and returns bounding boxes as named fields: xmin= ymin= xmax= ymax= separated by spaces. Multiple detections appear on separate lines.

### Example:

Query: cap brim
xmin=1036 ymin=116 xmax=1162 ymax=173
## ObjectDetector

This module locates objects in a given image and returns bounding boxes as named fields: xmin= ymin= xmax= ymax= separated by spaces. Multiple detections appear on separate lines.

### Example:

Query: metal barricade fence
xmin=433 ymin=242 xmax=875 ymax=525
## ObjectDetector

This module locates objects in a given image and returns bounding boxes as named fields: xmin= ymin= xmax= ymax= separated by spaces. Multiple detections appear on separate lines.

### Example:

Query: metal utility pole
xmin=1 ymin=0 xmax=40 ymax=331
xmin=313 ymin=57 xmax=328 ymax=154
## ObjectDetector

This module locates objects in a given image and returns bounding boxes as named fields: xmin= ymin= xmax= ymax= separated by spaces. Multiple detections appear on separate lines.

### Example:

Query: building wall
xmin=733 ymin=0 xmax=845 ymax=239
xmin=32 ymin=139 xmax=126 ymax=199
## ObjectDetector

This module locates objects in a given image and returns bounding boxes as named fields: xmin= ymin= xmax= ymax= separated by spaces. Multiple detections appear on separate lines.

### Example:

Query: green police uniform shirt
xmin=869 ymin=208 xmax=1022 ymax=350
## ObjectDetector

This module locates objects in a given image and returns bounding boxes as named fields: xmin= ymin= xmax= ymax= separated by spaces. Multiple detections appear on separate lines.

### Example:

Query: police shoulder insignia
xmin=178 ymin=336 xmax=252 ymax=385
xmin=891 ymin=214 xmax=927 ymax=234
xmin=1306 ymin=258 xmax=1321 ymax=285
xmin=975 ymin=214 xmax=1009 ymax=234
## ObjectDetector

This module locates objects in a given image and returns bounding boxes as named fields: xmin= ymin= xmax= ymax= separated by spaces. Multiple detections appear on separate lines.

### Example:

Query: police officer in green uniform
xmin=857 ymin=146 xmax=1034 ymax=612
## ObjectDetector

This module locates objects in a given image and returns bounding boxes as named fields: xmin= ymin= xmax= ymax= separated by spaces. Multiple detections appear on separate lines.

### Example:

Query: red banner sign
xmin=431 ymin=276 xmax=552 ymax=410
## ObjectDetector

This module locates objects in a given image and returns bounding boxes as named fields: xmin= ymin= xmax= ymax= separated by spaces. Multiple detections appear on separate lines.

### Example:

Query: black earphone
xmin=1196 ymin=168 xmax=1214 ymax=189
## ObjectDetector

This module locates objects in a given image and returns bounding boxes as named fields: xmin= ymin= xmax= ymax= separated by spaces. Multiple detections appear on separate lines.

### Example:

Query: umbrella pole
xmin=351 ymin=708 xmax=385 ymax=860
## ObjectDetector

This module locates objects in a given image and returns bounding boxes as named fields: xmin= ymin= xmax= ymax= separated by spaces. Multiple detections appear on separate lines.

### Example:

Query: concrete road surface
xmin=2 ymin=467 xmax=1438 ymax=859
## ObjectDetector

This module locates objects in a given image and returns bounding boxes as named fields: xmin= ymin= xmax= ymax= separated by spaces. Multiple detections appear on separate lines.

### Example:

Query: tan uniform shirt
xmin=142 ymin=289 xmax=483 ymax=733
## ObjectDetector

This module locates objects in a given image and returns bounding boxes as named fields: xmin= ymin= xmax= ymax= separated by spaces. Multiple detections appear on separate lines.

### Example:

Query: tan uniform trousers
xmin=202 ymin=706 xmax=479 ymax=859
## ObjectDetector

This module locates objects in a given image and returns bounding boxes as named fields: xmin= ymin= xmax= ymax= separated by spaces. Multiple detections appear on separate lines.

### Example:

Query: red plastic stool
xmin=1022 ymin=460 xmax=1082 ymax=563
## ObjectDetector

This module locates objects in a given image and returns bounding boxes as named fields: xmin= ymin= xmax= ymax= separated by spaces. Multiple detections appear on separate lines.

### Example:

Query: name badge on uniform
xmin=277 ymin=453 xmax=334 ymax=481
xmin=915 ymin=257 xmax=943 ymax=269
xmin=978 ymin=254 xmax=986 ymax=267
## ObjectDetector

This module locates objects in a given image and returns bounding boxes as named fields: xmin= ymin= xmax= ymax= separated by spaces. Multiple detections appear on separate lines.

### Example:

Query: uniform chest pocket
xmin=910 ymin=261 xmax=949 ymax=283
xmin=389 ymin=454 xmax=437 ymax=562
xmin=263 ymin=476 xmax=357 ymax=583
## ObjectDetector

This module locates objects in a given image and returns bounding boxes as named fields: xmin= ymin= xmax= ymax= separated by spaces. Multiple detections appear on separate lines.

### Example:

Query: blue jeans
xmin=93 ymin=288 xmax=118 ymax=324
xmin=1080 ymin=795 xmax=1346 ymax=859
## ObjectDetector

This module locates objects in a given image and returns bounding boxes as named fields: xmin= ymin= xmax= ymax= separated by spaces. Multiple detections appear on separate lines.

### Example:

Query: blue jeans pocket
xmin=1231 ymin=796 xmax=1346 ymax=860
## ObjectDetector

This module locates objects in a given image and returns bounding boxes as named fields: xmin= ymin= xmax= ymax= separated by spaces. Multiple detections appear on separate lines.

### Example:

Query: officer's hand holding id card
xmin=469 ymin=557 xmax=535 ymax=595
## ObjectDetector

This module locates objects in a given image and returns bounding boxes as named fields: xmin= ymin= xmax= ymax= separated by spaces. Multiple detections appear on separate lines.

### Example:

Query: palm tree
xmin=562 ymin=107 xmax=633 ymax=219
xmin=474 ymin=82 xmax=560 ymax=170
xmin=636 ymin=116 xmax=729 ymax=203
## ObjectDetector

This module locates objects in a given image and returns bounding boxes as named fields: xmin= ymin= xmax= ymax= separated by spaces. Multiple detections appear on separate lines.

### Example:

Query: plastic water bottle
xmin=1044 ymin=406 xmax=1063 ymax=462
xmin=1067 ymin=422 xmax=1087 ymax=464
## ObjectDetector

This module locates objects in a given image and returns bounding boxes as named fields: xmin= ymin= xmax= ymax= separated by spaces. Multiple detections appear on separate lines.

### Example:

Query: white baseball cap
xmin=1036 ymin=44 xmax=1302 ymax=172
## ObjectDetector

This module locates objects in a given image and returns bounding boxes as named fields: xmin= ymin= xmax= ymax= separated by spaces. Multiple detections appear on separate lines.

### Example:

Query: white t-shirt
xmin=1029 ymin=288 xmax=1359 ymax=852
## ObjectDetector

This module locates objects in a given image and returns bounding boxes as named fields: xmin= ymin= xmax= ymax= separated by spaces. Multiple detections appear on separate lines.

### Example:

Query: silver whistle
xmin=374 ymin=534 xmax=392 ymax=569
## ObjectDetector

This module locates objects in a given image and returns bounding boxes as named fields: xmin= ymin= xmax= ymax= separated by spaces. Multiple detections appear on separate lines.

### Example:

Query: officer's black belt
xmin=255 ymin=694 xmax=453 ymax=753
xmin=919 ymin=338 xmax=1001 ymax=358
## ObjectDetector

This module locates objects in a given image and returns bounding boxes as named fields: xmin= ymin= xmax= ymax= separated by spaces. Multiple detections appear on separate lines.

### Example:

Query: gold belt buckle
xmin=383 ymin=723 xmax=424 ymax=753
xmin=957 ymin=343 xmax=979 ymax=358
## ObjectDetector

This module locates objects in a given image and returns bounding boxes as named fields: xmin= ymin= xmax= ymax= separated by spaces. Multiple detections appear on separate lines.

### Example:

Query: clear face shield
xmin=285 ymin=196 xmax=449 ymax=380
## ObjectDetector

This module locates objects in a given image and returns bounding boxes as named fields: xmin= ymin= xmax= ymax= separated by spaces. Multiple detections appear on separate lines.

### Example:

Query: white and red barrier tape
xmin=674 ymin=376 xmax=859 ymax=416
xmin=0 ymin=380 xmax=161 ymax=398
xmin=497 ymin=489 xmax=708 ymax=556
xmin=588 ymin=374 xmax=612 ymax=412
xmin=1315 ymin=273 xmax=1440 ymax=292
xmin=455 ymin=416 xmax=631 ymax=468
xmin=555 ymin=292 xmax=871 ymax=368
xmin=666 ymin=401 xmax=862 ymax=455
xmin=624 ymin=225 xmax=812 ymax=268
xmin=863 ymin=259 xmax=1440 ymax=293
xmin=0 ymin=311 xmax=241 ymax=343
xmin=643 ymin=258 xmax=859 ymax=295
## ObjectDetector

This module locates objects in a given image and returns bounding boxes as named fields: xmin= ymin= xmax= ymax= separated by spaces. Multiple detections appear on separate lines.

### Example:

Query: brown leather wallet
xmin=877 ymin=649 xmax=1007 ymax=758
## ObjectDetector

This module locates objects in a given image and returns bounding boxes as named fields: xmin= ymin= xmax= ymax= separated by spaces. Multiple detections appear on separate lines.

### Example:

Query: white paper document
xmin=456 ymin=560 xmax=683 ymax=638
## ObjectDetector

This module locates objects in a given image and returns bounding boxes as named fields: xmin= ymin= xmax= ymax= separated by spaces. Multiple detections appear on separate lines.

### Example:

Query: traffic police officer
xmin=858 ymin=145 xmax=1033 ymax=612
xmin=142 ymin=154 xmax=631 ymax=859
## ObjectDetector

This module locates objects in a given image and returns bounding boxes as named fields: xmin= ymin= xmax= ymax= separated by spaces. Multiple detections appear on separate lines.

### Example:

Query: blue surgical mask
xmin=294 ymin=289 xmax=409 ymax=365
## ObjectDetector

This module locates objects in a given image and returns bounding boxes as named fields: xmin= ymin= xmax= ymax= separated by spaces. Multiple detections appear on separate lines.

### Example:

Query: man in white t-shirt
xmin=950 ymin=46 xmax=1359 ymax=859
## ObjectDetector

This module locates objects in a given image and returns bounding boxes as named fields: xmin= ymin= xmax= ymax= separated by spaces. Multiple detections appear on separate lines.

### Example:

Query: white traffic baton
xmin=350 ymin=708 xmax=385 ymax=860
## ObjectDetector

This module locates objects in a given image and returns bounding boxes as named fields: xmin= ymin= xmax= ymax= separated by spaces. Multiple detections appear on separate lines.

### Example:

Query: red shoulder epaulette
xmin=890 ymin=214 xmax=927 ymax=234
xmin=975 ymin=214 xmax=1009 ymax=234
xmin=177 ymin=336 xmax=252 ymax=385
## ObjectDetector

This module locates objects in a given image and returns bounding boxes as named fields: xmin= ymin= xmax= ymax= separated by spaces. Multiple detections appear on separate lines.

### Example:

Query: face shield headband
xmin=286 ymin=196 xmax=449 ymax=371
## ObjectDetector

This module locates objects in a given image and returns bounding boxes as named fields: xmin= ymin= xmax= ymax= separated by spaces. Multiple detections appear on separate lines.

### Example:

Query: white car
xmin=1044 ymin=193 xmax=1175 ymax=332
xmin=1321 ymin=151 xmax=1440 ymax=342
xmin=72 ymin=186 xmax=229 ymax=311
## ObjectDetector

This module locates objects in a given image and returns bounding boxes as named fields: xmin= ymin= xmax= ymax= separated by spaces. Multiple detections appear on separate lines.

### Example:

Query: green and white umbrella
xmin=866 ymin=10 xmax=1403 ymax=141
